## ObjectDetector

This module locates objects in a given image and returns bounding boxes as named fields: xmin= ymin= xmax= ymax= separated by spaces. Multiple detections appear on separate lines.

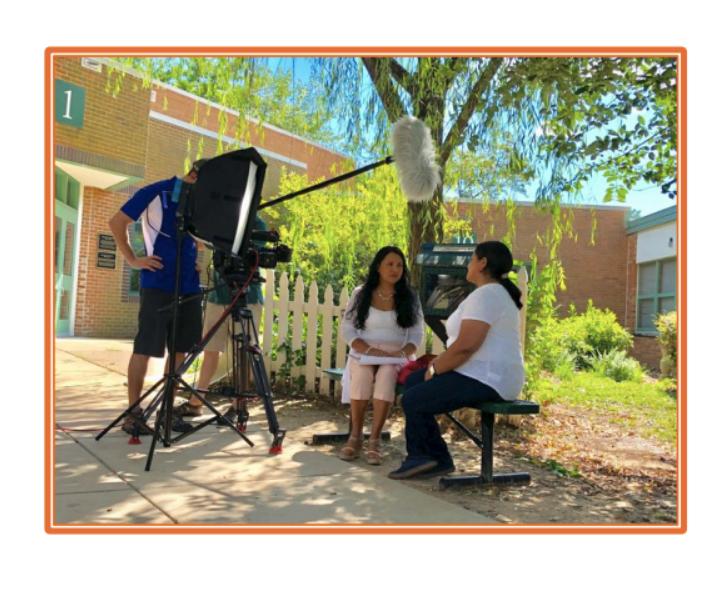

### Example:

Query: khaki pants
xmin=202 ymin=302 xmax=262 ymax=352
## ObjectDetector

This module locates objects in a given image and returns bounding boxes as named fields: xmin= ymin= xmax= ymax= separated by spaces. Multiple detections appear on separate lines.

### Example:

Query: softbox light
xmin=184 ymin=148 xmax=267 ymax=257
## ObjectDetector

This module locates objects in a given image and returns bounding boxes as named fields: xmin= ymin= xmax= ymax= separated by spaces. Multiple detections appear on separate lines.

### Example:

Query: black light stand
xmin=96 ymin=214 xmax=285 ymax=471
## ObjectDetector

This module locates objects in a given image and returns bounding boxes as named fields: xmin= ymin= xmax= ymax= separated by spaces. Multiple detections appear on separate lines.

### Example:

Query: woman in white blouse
xmin=388 ymin=241 xmax=526 ymax=480
xmin=339 ymin=246 xmax=425 ymax=465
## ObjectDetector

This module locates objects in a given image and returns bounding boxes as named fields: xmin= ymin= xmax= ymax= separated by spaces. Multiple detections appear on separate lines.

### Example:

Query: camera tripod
xmin=96 ymin=288 xmax=286 ymax=471
xmin=96 ymin=212 xmax=285 ymax=471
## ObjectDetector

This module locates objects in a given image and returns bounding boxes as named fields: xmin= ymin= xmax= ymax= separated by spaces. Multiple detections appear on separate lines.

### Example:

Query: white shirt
xmin=340 ymin=287 xmax=425 ymax=349
xmin=445 ymin=283 xmax=525 ymax=400
xmin=339 ymin=286 xmax=425 ymax=403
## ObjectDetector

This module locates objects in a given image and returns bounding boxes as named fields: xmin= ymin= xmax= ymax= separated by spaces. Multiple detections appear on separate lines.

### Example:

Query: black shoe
xmin=388 ymin=457 xmax=438 ymax=480
xmin=216 ymin=407 xmax=238 ymax=427
xmin=157 ymin=408 xmax=193 ymax=433
xmin=122 ymin=408 xmax=151 ymax=436
xmin=416 ymin=459 xmax=456 ymax=479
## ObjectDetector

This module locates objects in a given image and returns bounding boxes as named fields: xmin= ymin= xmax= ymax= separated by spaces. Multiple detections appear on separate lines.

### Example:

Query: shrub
xmin=655 ymin=311 xmax=677 ymax=376
xmin=538 ymin=301 xmax=634 ymax=371
xmin=589 ymin=349 xmax=644 ymax=383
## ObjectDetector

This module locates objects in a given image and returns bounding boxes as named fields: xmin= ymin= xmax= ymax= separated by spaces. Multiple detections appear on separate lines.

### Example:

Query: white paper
xmin=350 ymin=354 xmax=408 ymax=366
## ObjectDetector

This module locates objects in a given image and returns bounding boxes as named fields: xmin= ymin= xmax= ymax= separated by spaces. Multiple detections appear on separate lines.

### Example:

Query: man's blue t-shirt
xmin=120 ymin=177 xmax=200 ymax=295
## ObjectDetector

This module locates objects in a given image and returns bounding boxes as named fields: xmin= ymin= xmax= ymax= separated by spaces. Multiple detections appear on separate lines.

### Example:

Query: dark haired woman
xmin=388 ymin=241 xmax=526 ymax=480
xmin=339 ymin=246 xmax=424 ymax=465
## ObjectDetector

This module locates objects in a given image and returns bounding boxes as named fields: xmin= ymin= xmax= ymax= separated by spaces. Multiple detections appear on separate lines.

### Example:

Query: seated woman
xmin=389 ymin=241 xmax=526 ymax=480
xmin=339 ymin=246 xmax=424 ymax=465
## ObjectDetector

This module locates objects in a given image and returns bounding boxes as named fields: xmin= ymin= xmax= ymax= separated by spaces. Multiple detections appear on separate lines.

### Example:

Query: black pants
xmin=401 ymin=368 xmax=502 ymax=463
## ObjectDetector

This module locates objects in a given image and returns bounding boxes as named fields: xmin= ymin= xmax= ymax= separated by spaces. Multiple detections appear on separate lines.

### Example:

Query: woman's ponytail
xmin=474 ymin=242 xmax=523 ymax=310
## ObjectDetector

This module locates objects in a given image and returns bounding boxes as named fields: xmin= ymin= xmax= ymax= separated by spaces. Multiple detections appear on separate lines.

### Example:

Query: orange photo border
xmin=45 ymin=46 xmax=687 ymax=534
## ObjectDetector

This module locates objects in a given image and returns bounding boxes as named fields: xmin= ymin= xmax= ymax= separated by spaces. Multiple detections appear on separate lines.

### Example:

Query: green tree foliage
xmin=112 ymin=57 xmax=340 ymax=150
xmin=311 ymin=57 xmax=677 ymax=277
xmin=503 ymin=57 xmax=678 ymax=202
xmin=264 ymin=166 xmax=410 ymax=298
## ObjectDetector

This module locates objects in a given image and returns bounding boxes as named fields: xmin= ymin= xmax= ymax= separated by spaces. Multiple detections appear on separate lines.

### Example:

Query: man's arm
xmin=108 ymin=211 xmax=163 ymax=271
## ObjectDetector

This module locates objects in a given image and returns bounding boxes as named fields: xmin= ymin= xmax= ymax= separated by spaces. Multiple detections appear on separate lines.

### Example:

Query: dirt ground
xmin=260 ymin=393 xmax=678 ymax=525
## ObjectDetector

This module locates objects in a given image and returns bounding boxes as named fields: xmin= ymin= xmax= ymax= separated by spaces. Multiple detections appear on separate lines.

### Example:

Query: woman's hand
xmin=366 ymin=348 xmax=394 ymax=358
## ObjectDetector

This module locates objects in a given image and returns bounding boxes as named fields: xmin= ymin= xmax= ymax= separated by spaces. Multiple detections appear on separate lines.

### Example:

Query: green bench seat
xmin=319 ymin=367 xmax=540 ymax=488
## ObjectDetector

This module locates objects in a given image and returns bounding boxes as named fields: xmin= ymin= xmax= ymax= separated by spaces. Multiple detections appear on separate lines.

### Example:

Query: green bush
xmin=589 ymin=349 xmax=644 ymax=383
xmin=654 ymin=311 xmax=677 ymax=374
xmin=528 ymin=301 xmax=634 ymax=374
xmin=547 ymin=301 xmax=633 ymax=370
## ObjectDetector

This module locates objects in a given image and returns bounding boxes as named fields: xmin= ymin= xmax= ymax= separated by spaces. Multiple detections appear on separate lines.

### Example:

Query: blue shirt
xmin=120 ymin=177 xmax=200 ymax=295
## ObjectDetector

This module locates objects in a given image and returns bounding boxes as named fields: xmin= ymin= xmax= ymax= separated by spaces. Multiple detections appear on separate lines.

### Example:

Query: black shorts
xmin=134 ymin=288 xmax=203 ymax=358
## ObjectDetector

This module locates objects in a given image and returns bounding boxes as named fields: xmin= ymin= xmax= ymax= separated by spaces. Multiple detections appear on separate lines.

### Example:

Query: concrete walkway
xmin=53 ymin=338 xmax=495 ymax=526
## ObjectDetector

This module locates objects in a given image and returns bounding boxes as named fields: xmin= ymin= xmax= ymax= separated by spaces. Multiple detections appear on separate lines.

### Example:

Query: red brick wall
xmin=64 ymin=62 xmax=348 ymax=338
xmin=629 ymin=336 xmax=662 ymax=371
xmin=54 ymin=58 xmax=149 ymax=167
xmin=74 ymin=187 xmax=140 ymax=338
xmin=154 ymin=85 xmax=349 ymax=183
xmin=455 ymin=202 xmax=630 ymax=319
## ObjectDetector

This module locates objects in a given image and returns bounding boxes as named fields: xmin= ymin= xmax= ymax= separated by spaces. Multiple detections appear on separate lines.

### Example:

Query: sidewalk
xmin=53 ymin=338 xmax=495 ymax=526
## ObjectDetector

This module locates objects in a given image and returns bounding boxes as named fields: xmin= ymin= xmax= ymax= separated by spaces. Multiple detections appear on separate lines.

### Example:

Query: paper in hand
xmin=349 ymin=354 xmax=408 ymax=366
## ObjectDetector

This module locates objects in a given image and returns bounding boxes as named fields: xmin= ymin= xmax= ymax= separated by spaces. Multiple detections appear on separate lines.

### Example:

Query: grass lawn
xmin=532 ymin=371 xmax=677 ymax=445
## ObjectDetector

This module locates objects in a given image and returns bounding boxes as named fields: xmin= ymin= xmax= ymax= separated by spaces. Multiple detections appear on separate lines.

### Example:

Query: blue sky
xmin=267 ymin=57 xmax=675 ymax=217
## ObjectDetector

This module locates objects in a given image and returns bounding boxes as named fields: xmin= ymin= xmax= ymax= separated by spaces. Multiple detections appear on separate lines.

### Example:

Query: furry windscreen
xmin=391 ymin=116 xmax=441 ymax=202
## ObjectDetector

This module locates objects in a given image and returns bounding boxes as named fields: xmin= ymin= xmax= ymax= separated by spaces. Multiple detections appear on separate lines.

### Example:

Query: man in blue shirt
xmin=109 ymin=160 xmax=206 ymax=434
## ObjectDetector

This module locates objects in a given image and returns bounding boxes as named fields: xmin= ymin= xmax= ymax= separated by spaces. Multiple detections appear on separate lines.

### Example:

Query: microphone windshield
xmin=391 ymin=116 xmax=441 ymax=202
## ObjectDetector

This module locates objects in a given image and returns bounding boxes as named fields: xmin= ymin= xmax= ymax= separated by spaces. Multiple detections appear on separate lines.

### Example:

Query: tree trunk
xmin=408 ymin=184 xmax=444 ymax=288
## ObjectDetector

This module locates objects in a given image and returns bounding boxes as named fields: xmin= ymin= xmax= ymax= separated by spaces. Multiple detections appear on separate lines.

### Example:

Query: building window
xmin=128 ymin=222 xmax=145 ymax=296
xmin=637 ymin=257 xmax=676 ymax=332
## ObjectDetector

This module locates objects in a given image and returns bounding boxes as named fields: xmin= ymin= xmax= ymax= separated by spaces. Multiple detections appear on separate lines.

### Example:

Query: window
xmin=637 ymin=257 xmax=676 ymax=332
xmin=128 ymin=222 xmax=145 ymax=296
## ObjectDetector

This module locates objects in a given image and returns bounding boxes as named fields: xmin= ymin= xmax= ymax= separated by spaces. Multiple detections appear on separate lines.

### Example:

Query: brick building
xmin=53 ymin=57 xmax=348 ymax=339
xmin=625 ymin=206 xmax=677 ymax=369
xmin=52 ymin=57 xmax=676 ymax=370
xmin=453 ymin=201 xmax=677 ymax=370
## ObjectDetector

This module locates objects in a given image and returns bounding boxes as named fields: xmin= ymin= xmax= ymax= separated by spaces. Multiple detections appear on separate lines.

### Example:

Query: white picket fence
xmin=256 ymin=267 xmax=529 ymax=396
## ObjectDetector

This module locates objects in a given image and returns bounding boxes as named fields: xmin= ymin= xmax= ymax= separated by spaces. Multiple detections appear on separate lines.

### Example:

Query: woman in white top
xmin=388 ymin=241 xmax=526 ymax=480
xmin=339 ymin=246 xmax=424 ymax=465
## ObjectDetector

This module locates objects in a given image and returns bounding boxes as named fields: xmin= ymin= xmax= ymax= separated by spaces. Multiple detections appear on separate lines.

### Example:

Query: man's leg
xmin=130 ymin=288 xmax=169 ymax=408
xmin=127 ymin=353 xmax=151 ymax=407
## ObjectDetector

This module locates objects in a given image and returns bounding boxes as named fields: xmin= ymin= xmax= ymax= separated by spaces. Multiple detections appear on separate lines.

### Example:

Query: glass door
xmin=54 ymin=168 xmax=80 ymax=336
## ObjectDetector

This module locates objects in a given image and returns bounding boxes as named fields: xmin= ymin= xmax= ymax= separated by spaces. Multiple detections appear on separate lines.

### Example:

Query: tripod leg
xmin=96 ymin=377 xmax=165 ymax=442
xmin=240 ymin=310 xmax=285 ymax=453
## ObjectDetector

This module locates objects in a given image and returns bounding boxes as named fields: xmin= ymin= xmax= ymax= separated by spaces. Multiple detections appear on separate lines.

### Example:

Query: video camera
xmin=212 ymin=227 xmax=292 ymax=287
xmin=177 ymin=148 xmax=292 ymax=286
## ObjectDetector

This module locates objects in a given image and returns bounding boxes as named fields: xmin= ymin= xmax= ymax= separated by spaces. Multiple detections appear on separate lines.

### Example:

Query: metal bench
xmin=437 ymin=398 xmax=539 ymax=489
xmin=319 ymin=367 xmax=539 ymax=488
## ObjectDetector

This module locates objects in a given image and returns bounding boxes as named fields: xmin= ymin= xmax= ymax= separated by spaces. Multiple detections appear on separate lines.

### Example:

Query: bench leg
xmin=439 ymin=412 xmax=531 ymax=489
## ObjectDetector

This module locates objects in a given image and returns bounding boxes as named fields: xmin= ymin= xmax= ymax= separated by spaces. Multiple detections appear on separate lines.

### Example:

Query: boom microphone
xmin=390 ymin=115 xmax=441 ymax=203
xmin=259 ymin=117 xmax=440 ymax=209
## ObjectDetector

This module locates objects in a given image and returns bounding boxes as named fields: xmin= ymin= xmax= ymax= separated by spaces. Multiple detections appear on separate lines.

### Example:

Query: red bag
xmin=397 ymin=354 xmax=437 ymax=385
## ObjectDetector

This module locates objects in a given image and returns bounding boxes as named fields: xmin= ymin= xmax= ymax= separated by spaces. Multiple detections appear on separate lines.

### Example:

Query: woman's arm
xmin=399 ymin=294 xmax=425 ymax=358
xmin=424 ymin=319 xmax=490 ymax=379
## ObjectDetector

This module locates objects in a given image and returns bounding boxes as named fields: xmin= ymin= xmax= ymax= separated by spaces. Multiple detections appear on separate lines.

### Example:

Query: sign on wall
xmin=55 ymin=79 xmax=86 ymax=129
xmin=97 ymin=252 xmax=116 ymax=269
xmin=98 ymin=234 xmax=117 ymax=251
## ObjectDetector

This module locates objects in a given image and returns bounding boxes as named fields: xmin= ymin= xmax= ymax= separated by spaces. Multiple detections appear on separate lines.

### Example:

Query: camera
xmin=212 ymin=226 xmax=293 ymax=290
